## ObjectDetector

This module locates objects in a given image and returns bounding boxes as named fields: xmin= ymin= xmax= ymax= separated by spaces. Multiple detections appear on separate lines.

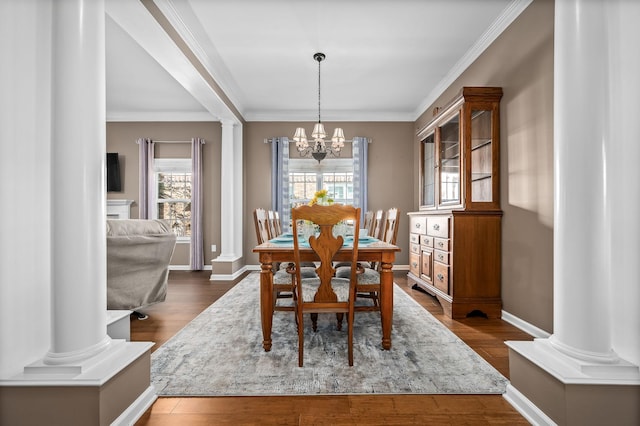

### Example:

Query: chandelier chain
xmin=317 ymin=55 xmax=321 ymax=123
xmin=292 ymin=52 xmax=346 ymax=163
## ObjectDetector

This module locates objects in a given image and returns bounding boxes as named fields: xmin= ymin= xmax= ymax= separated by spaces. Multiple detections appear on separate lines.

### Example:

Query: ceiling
xmin=105 ymin=0 xmax=530 ymax=123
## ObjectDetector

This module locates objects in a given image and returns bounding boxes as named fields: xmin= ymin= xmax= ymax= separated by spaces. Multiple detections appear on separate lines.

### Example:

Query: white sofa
xmin=106 ymin=219 xmax=177 ymax=313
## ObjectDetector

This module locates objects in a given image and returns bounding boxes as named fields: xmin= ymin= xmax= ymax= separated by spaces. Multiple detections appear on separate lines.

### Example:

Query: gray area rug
xmin=151 ymin=272 xmax=508 ymax=396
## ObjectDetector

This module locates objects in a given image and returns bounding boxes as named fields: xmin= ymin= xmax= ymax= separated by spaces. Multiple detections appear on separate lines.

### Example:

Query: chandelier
xmin=293 ymin=52 xmax=346 ymax=163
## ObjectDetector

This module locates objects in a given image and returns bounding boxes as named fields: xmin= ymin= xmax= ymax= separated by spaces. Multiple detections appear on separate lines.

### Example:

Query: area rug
xmin=151 ymin=272 xmax=508 ymax=396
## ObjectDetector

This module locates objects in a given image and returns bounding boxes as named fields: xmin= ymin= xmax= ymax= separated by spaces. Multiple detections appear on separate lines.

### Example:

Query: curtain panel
xmin=190 ymin=137 xmax=205 ymax=270
xmin=271 ymin=136 xmax=368 ymax=226
xmin=352 ymin=137 xmax=369 ymax=220
xmin=137 ymin=137 xmax=154 ymax=219
xmin=270 ymin=137 xmax=290 ymax=232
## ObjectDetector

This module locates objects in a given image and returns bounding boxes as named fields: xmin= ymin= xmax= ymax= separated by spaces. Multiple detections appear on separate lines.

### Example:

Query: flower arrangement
xmin=308 ymin=189 xmax=334 ymax=206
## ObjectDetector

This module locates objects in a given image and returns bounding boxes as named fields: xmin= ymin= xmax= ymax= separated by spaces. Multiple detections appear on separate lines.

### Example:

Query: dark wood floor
xmin=132 ymin=270 xmax=532 ymax=425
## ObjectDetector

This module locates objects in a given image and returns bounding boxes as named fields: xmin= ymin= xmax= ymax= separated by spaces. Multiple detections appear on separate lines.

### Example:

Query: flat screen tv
xmin=106 ymin=153 xmax=122 ymax=192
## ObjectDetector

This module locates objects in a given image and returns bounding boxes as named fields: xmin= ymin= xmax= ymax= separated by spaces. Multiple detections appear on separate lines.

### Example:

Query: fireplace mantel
xmin=107 ymin=199 xmax=134 ymax=219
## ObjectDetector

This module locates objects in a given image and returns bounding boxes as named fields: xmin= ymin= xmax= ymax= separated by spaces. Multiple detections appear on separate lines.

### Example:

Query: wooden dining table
xmin=253 ymin=237 xmax=400 ymax=352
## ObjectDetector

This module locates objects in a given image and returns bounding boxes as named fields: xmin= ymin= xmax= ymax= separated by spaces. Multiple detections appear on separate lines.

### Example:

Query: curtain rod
xmin=136 ymin=139 xmax=205 ymax=144
xmin=153 ymin=140 xmax=196 ymax=144
xmin=263 ymin=138 xmax=369 ymax=144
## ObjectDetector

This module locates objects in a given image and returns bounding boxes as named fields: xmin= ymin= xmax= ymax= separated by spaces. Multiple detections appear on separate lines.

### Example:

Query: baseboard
xmin=169 ymin=264 xmax=212 ymax=271
xmin=501 ymin=310 xmax=551 ymax=339
xmin=111 ymin=385 xmax=157 ymax=426
xmin=503 ymin=383 xmax=557 ymax=426
xmin=210 ymin=265 xmax=250 ymax=281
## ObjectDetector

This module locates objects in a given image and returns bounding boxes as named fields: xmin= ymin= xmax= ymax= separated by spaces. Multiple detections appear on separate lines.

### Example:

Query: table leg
xmin=260 ymin=260 xmax=274 ymax=351
xmin=380 ymin=261 xmax=393 ymax=350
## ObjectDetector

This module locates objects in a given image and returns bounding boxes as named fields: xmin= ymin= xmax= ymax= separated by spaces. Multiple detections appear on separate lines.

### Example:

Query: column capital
xmin=220 ymin=118 xmax=236 ymax=128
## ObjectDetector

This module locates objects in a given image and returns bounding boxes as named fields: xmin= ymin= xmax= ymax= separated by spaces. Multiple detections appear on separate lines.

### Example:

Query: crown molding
xmin=244 ymin=109 xmax=414 ymax=122
xmin=413 ymin=0 xmax=533 ymax=120
xmin=106 ymin=111 xmax=217 ymax=122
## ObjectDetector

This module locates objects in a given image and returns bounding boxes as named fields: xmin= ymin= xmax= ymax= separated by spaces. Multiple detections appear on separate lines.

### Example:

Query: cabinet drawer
xmin=420 ymin=235 xmax=433 ymax=248
xmin=410 ymin=233 xmax=420 ymax=245
xmin=427 ymin=216 xmax=449 ymax=238
xmin=434 ymin=249 xmax=449 ymax=265
xmin=433 ymin=237 xmax=449 ymax=251
xmin=410 ymin=243 xmax=421 ymax=255
xmin=433 ymin=262 xmax=449 ymax=294
xmin=410 ymin=216 xmax=427 ymax=235
xmin=409 ymin=252 xmax=420 ymax=276
xmin=421 ymin=249 xmax=433 ymax=281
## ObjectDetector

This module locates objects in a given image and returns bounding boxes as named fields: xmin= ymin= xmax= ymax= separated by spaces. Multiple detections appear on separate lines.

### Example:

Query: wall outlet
xmin=211 ymin=244 xmax=217 ymax=252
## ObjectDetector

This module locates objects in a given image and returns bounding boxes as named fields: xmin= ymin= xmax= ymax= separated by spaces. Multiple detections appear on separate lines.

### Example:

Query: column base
xmin=107 ymin=310 xmax=132 ymax=341
xmin=210 ymin=254 xmax=245 ymax=280
xmin=0 ymin=341 xmax=154 ymax=425
xmin=506 ymin=339 xmax=640 ymax=425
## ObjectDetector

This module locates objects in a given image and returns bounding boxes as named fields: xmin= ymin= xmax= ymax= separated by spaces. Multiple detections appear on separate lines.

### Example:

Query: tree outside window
xmin=154 ymin=159 xmax=192 ymax=239
xmin=288 ymin=159 xmax=354 ymax=207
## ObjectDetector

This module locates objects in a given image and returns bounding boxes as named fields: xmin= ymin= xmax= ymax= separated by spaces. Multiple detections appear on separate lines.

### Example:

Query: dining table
xmin=253 ymin=233 xmax=401 ymax=352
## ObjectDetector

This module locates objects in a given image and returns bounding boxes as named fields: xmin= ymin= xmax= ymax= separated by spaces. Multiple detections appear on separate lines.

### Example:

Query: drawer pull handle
xmin=437 ymin=273 xmax=444 ymax=281
xmin=433 ymin=224 xmax=440 ymax=231
xmin=415 ymin=223 xmax=421 ymax=229
xmin=438 ymin=242 xmax=444 ymax=247
xmin=438 ymin=254 xmax=444 ymax=261
xmin=412 ymin=262 xmax=418 ymax=267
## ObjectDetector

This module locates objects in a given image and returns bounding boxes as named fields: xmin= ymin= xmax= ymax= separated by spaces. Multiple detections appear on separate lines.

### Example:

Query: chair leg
xmin=298 ymin=308 xmax=304 ymax=367
xmin=336 ymin=313 xmax=344 ymax=331
xmin=348 ymin=310 xmax=354 ymax=366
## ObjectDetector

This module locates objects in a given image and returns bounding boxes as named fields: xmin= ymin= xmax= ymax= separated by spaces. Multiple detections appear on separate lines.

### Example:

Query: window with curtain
xmin=153 ymin=158 xmax=192 ymax=240
xmin=272 ymin=137 xmax=368 ymax=232
xmin=288 ymin=158 xmax=354 ymax=206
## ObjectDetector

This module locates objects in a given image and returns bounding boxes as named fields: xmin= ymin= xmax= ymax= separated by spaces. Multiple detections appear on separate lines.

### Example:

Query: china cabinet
xmin=408 ymin=87 xmax=503 ymax=318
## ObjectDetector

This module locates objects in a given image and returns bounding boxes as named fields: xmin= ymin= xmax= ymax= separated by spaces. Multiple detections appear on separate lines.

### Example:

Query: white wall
xmin=0 ymin=0 xmax=53 ymax=377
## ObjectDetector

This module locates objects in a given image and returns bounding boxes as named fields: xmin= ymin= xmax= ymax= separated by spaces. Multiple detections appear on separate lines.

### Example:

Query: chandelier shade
xmin=294 ymin=52 xmax=346 ymax=163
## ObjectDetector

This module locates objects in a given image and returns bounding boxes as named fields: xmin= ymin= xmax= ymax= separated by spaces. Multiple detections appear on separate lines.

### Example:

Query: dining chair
xmin=370 ymin=209 xmax=384 ymax=240
xmin=273 ymin=211 xmax=283 ymax=236
xmin=363 ymin=210 xmax=374 ymax=235
xmin=266 ymin=210 xmax=278 ymax=239
xmin=334 ymin=209 xmax=381 ymax=271
xmin=253 ymin=208 xmax=271 ymax=244
xmin=291 ymin=203 xmax=361 ymax=366
xmin=336 ymin=208 xmax=400 ymax=311
xmin=254 ymin=208 xmax=302 ymax=311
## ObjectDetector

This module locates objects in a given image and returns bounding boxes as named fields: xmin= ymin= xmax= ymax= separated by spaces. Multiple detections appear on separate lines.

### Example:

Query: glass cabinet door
xmin=421 ymin=132 xmax=435 ymax=208
xmin=470 ymin=109 xmax=493 ymax=202
xmin=439 ymin=114 xmax=460 ymax=205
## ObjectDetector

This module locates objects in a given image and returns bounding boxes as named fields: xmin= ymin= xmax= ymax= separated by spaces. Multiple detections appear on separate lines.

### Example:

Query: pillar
xmin=47 ymin=0 xmax=111 ymax=365
xmin=505 ymin=1 xmax=640 ymax=424
xmin=211 ymin=119 xmax=244 ymax=279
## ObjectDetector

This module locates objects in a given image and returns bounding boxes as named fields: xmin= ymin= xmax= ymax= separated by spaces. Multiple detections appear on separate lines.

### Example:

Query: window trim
xmin=288 ymin=158 xmax=355 ymax=206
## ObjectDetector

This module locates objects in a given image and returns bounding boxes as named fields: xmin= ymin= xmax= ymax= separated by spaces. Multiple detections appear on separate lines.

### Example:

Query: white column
xmin=607 ymin=0 xmax=640 ymax=366
xmin=506 ymin=0 xmax=639 ymax=382
xmin=550 ymin=0 xmax=615 ymax=362
xmin=233 ymin=122 xmax=244 ymax=258
xmin=216 ymin=119 xmax=240 ymax=261
xmin=46 ymin=0 xmax=111 ymax=364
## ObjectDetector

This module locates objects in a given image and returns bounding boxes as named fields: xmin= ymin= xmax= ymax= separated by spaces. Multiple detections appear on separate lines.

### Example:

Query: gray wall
xmin=106 ymin=121 xmax=222 ymax=267
xmin=243 ymin=121 xmax=416 ymax=267
xmin=107 ymin=0 xmax=555 ymax=334
xmin=415 ymin=0 xmax=555 ymax=333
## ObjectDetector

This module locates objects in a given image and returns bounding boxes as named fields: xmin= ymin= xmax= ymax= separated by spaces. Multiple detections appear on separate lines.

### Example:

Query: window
xmin=288 ymin=158 xmax=354 ymax=206
xmin=153 ymin=159 xmax=192 ymax=240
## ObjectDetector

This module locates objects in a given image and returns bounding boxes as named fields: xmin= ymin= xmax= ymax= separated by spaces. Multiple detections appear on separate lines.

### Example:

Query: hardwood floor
xmin=132 ymin=271 xmax=532 ymax=425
